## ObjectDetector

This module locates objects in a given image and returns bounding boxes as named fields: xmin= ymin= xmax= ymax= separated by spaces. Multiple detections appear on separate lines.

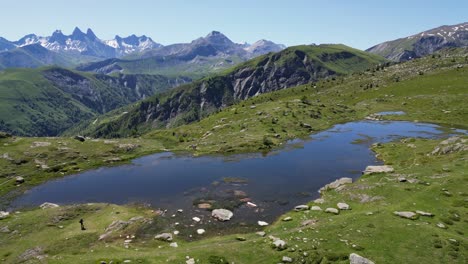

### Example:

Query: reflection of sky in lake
xmin=11 ymin=121 xmax=465 ymax=222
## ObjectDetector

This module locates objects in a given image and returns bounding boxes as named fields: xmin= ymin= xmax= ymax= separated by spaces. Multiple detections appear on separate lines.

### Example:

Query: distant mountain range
xmin=367 ymin=22 xmax=468 ymax=61
xmin=77 ymin=31 xmax=287 ymax=77
xmin=0 ymin=28 xmax=286 ymax=74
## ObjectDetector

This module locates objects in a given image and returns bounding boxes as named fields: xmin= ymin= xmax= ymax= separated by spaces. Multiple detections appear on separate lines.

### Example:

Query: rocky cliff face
xmin=83 ymin=44 xmax=385 ymax=137
xmin=367 ymin=22 xmax=468 ymax=61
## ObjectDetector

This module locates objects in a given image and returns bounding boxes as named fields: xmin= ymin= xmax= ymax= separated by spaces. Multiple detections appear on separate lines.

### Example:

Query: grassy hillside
xmin=1 ymin=47 xmax=466 ymax=207
xmin=74 ymin=44 xmax=386 ymax=138
xmin=0 ymin=67 xmax=190 ymax=136
xmin=0 ymin=136 xmax=465 ymax=263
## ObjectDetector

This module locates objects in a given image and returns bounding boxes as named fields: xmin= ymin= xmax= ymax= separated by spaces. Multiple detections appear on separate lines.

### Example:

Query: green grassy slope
xmin=75 ymin=44 xmax=386 ymax=138
xmin=0 ymin=136 xmax=465 ymax=263
xmin=0 ymin=67 xmax=190 ymax=136
xmin=145 ymin=47 xmax=468 ymax=155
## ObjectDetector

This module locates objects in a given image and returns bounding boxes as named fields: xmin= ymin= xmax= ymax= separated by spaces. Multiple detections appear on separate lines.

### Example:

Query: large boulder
xmin=363 ymin=165 xmax=394 ymax=174
xmin=349 ymin=253 xmax=375 ymax=264
xmin=211 ymin=209 xmax=234 ymax=221
xmin=0 ymin=211 xmax=10 ymax=220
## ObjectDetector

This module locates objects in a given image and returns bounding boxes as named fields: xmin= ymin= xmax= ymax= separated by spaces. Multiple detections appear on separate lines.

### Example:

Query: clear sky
xmin=2 ymin=0 xmax=467 ymax=50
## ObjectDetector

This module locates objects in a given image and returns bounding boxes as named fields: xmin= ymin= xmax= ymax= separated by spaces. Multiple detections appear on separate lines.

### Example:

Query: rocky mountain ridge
xmin=367 ymin=22 xmax=468 ymax=61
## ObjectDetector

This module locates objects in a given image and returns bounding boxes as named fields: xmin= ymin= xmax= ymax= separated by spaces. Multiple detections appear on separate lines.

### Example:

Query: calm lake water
xmin=11 ymin=120 xmax=464 ymax=225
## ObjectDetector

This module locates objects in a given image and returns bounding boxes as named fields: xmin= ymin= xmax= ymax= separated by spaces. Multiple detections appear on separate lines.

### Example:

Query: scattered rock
xmin=272 ymin=239 xmax=287 ymax=250
xmin=394 ymin=211 xmax=418 ymax=220
xmin=301 ymin=123 xmax=312 ymax=129
xmin=170 ymin=242 xmax=178 ymax=248
xmin=314 ymin=198 xmax=325 ymax=204
xmin=186 ymin=258 xmax=195 ymax=264
xmin=31 ymin=141 xmax=51 ymax=148
xmin=212 ymin=209 xmax=234 ymax=221
xmin=294 ymin=205 xmax=309 ymax=211
xmin=155 ymin=233 xmax=173 ymax=242
xmin=0 ymin=226 xmax=10 ymax=233
xmin=15 ymin=176 xmax=25 ymax=184
xmin=363 ymin=165 xmax=394 ymax=174
xmin=282 ymin=217 xmax=292 ymax=222
xmin=192 ymin=217 xmax=201 ymax=222
xmin=349 ymin=253 xmax=375 ymax=264
xmin=236 ymin=236 xmax=246 ymax=241
xmin=246 ymin=202 xmax=257 ymax=208
xmin=197 ymin=203 xmax=212 ymax=209
xmin=282 ymin=256 xmax=293 ymax=263
xmin=301 ymin=219 xmax=317 ymax=227
xmin=197 ymin=229 xmax=205 ymax=235
xmin=319 ymin=177 xmax=353 ymax=193
xmin=74 ymin=136 xmax=85 ymax=142
xmin=337 ymin=202 xmax=350 ymax=210
xmin=256 ymin=231 xmax=266 ymax=237
xmin=416 ymin=210 xmax=434 ymax=217
xmin=310 ymin=206 xmax=322 ymax=211
xmin=325 ymin=208 xmax=339 ymax=215
xmin=173 ymin=230 xmax=180 ymax=235
xmin=17 ymin=247 xmax=45 ymax=262
xmin=39 ymin=202 xmax=59 ymax=209
xmin=258 ymin=221 xmax=269 ymax=226
xmin=118 ymin=144 xmax=139 ymax=152
xmin=0 ymin=211 xmax=10 ymax=220
xmin=398 ymin=177 xmax=407 ymax=182
xmin=436 ymin=223 xmax=447 ymax=229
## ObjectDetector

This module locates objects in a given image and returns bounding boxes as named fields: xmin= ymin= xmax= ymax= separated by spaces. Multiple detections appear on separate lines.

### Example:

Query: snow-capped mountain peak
xmin=9 ymin=27 xmax=162 ymax=58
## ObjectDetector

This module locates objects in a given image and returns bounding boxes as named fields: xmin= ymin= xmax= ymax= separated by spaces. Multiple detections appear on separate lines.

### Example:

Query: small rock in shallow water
xmin=258 ymin=221 xmax=269 ymax=226
xmin=211 ymin=209 xmax=233 ymax=221
xmin=192 ymin=217 xmax=201 ymax=222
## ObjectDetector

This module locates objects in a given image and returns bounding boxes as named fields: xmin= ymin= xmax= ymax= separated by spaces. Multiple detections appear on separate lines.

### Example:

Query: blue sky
xmin=2 ymin=0 xmax=467 ymax=49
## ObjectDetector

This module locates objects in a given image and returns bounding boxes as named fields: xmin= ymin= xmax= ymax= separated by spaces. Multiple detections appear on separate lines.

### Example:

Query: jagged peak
xmin=86 ymin=28 xmax=97 ymax=40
